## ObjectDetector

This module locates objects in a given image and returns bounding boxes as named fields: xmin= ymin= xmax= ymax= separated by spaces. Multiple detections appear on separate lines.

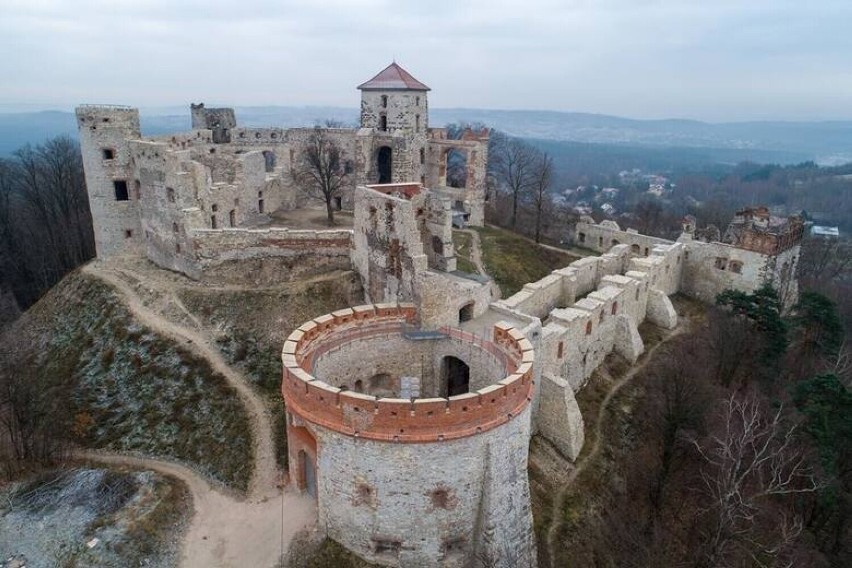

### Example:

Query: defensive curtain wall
xmin=463 ymin=239 xmax=682 ymax=460
xmin=574 ymin=215 xmax=802 ymax=306
xmin=282 ymin=304 xmax=537 ymax=568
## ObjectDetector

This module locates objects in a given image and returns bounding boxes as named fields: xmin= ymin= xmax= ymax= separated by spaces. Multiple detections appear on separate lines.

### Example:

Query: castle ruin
xmin=76 ymin=63 xmax=804 ymax=568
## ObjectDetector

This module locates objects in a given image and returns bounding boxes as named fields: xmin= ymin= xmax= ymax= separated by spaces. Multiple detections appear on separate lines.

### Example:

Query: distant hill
xmin=2 ymin=106 xmax=851 ymax=166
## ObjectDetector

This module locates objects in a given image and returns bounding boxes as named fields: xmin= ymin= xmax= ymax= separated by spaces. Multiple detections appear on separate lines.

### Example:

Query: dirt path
xmin=83 ymin=261 xmax=279 ymax=500
xmin=544 ymin=323 xmax=687 ymax=567
xmin=76 ymin=450 xmax=315 ymax=568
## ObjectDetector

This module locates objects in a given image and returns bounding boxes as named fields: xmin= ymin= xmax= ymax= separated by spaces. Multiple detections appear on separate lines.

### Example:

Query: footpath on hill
xmin=81 ymin=260 xmax=316 ymax=568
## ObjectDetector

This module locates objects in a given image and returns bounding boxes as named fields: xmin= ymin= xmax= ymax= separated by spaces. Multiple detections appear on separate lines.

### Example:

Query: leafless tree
xmin=0 ymin=344 xmax=72 ymax=478
xmin=798 ymin=236 xmax=852 ymax=286
xmin=294 ymin=126 xmax=351 ymax=225
xmin=692 ymin=395 xmax=820 ymax=567
xmin=0 ymin=136 xmax=94 ymax=311
xmin=529 ymin=151 xmax=553 ymax=243
xmin=489 ymin=131 xmax=538 ymax=229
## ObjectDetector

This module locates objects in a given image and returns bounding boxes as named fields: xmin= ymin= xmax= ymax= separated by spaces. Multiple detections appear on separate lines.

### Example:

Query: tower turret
xmin=357 ymin=62 xmax=430 ymax=135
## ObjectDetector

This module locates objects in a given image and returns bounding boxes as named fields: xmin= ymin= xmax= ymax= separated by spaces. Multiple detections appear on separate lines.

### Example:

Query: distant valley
xmin=2 ymin=105 xmax=852 ymax=167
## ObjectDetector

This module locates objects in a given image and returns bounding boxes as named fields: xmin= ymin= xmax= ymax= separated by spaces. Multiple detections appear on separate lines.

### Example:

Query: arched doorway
xmin=458 ymin=302 xmax=474 ymax=323
xmin=377 ymin=146 xmax=392 ymax=184
xmin=442 ymin=356 xmax=470 ymax=397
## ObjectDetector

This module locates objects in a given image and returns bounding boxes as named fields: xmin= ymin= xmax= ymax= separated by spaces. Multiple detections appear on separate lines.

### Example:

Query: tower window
xmin=113 ymin=180 xmax=129 ymax=201
xmin=102 ymin=148 xmax=115 ymax=160
xmin=416 ymin=96 xmax=420 ymax=106
xmin=379 ymin=114 xmax=387 ymax=132
xmin=124 ymin=229 xmax=133 ymax=239
xmin=415 ymin=114 xmax=420 ymax=131
xmin=381 ymin=95 xmax=388 ymax=108
xmin=167 ymin=187 xmax=175 ymax=203
xmin=420 ymin=147 xmax=425 ymax=165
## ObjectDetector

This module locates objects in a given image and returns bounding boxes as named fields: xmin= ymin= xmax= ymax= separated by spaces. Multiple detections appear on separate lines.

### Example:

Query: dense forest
xmin=545 ymin=287 xmax=851 ymax=567
xmin=0 ymin=136 xmax=94 ymax=323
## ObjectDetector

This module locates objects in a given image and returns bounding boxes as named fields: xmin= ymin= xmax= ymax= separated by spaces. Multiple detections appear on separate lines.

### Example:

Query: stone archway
xmin=442 ymin=356 xmax=470 ymax=397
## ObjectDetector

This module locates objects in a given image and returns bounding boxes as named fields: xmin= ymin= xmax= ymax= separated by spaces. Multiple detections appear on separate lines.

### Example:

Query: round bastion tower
xmin=281 ymin=304 xmax=537 ymax=567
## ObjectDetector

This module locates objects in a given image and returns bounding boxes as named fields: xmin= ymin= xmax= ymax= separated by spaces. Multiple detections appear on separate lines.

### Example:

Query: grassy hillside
xmin=2 ymin=271 xmax=254 ymax=490
xmin=475 ymin=225 xmax=586 ymax=296
xmin=178 ymin=271 xmax=363 ymax=467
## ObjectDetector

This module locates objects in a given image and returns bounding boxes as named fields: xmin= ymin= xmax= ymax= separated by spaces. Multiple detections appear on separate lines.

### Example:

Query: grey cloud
xmin=1 ymin=0 xmax=850 ymax=121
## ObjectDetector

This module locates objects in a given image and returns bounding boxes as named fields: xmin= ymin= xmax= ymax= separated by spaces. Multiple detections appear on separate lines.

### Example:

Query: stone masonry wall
xmin=190 ymin=228 xmax=352 ymax=285
xmin=310 ymin=404 xmax=535 ymax=568
xmin=76 ymin=106 xmax=144 ymax=258
xmin=310 ymin=332 xmax=509 ymax=400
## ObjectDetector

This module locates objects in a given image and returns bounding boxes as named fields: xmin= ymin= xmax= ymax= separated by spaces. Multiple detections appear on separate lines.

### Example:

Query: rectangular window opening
xmin=113 ymin=180 xmax=129 ymax=201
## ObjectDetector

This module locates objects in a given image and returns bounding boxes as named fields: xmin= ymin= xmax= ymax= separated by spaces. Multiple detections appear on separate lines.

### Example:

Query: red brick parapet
xmin=281 ymin=304 xmax=534 ymax=443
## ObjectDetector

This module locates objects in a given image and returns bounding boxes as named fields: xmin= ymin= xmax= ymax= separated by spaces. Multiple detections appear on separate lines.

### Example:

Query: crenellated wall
xmin=575 ymin=218 xmax=801 ymax=307
xmin=282 ymin=304 xmax=537 ymax=567
xmin=480 ymin=239 xmax=683 ymax=459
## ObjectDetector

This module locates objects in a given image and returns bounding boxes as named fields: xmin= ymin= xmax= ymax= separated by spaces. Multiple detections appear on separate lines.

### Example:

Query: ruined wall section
xmin=190 ymin=228 xmax=352 ymax=285
xmin=574 ymin=219 xmax=672 ymax=255
xmin=353 ymin=184 xmax=494 ymax=330
xmin=284 ymin=128 xmax=360 ymax=210
xmin=76 ymin=105 xmax=143 ymax=258
xmin=679 ymin=236 xmax=800 ymax=305
xmin=427 ymin=128 xmax=489 ymax=226
xmin=129 ymin=140 xmax=202 ymax=277
xmin=352 ymin=186 xmax=428 ymax=306
xmin=574 ymin=218 xmax=797 ymax=305
xmin=190 ymin=103 xmax=236 ymax=143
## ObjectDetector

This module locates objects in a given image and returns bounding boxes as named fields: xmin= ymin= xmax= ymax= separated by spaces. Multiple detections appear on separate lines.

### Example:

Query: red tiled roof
xmin=357 ymin=62 xmax=430 ymax=91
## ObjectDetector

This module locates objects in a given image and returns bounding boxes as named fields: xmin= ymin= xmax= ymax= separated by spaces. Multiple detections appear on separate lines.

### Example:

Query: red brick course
xmin=281 ymin=304 xmax=534 ymax=443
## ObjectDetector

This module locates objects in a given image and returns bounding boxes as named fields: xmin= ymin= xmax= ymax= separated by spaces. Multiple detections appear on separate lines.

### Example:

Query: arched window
xmin=585 ymin=321 xmax=593 ymax=335
xmin=379 ymin=114 xmax=388 ymax=132
xmin=612 ymin=302 xmax=618 ymax=315
xmin=381 ymin=95 xmax=388 ymax=108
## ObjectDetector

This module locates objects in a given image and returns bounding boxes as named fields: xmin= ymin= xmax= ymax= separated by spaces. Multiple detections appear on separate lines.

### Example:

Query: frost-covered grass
xmin=0 ymin=467 xmax=188 ymax=567
xmin=180 ymin=273 xmax=362 ymax=468
xmin=29 ymin=273 xmax=254 ymax=491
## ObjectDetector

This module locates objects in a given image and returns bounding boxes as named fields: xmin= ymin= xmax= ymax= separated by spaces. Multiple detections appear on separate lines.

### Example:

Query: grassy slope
xmin=475 ymin=225 xmax=584 ymax=297
xmin=178 ymin=271 xmax=364 ymax=467
xmin=4 ymin=271 xmax=254 ymax=491
xmin=451 ymin=230 xmax=478 ymax=274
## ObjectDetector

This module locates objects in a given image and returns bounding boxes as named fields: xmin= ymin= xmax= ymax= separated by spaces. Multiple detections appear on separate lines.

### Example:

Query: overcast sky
xmin=2 ymin=0 xmax=850 ymax=122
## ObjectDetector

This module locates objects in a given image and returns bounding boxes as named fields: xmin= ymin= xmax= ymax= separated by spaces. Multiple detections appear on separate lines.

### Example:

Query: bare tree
xmin=490 ymin=132 xmax=537 ymax=229
xmin=294 ymin=126 xmax=351 ymax=225
xmin=529 ymin=151 xmax=553 ymax=243
xmin=798 ymin=236 xmax=852 ymax=286
xmin=692 ymin=395 xmax=820 ymax=567
xmin=0 ymin=344 xmax=72 ymax=477
xmin=0 ymin=136 xmax=94 ymax=311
